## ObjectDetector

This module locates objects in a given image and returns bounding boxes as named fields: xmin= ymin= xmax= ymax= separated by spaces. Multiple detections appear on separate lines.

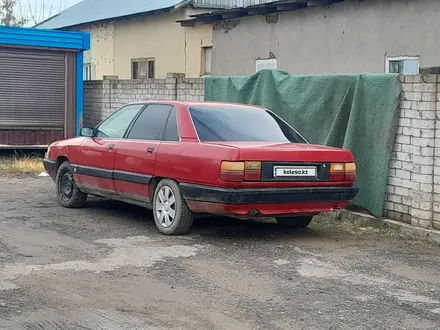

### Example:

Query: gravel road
xmin=1 ymin=176 xmax=440 ymax=330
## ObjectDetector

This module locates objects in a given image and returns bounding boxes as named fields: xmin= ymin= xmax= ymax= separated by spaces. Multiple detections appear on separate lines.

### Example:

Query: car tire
xmin=153 ymin=179 xmax=194 ymax=235
xmin=56 ymin=161 xmax=87 ymax=208
xmin=276 ymin=216 xmax=314 ymax=228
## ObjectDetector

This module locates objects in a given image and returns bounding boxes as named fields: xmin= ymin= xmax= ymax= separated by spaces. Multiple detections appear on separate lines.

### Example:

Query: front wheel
xmin=276 ymin=216 xmax=314 ymax=228
xmin=55 ymin=161 xmax=87 ymax=208
xmin=153 ymin=179 xmax=194 ymax=235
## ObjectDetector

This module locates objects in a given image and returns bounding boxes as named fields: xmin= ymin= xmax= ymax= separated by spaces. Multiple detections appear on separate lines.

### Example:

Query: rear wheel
xmin=56 ymin=161 xmax=87 ymax=208
xmin=276 ymin=216 xmax=314 ymax=228
xmin=153 ymin=179 xmax=194 ymax=235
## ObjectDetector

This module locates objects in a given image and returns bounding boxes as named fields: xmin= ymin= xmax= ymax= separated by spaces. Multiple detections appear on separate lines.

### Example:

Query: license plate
xmin=273 ymin=166 xmax=317 ymax=178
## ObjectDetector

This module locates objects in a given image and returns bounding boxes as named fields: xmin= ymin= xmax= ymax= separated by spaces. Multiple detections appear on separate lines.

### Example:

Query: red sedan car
xmin=44 ymin=101 xmax=357 ymax=235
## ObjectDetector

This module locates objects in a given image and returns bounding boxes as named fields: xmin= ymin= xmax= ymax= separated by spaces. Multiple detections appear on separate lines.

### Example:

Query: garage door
xmin=0 ymin=47 xmax=66 ymax=129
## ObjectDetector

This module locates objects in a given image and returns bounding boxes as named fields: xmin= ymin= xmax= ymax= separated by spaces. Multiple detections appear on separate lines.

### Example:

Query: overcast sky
xmin=18 ymin=0 xmax=82 ymax=25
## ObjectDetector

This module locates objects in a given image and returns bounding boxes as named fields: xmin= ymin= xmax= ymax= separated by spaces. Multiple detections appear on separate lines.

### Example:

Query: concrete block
xmin=412 ymin=173 xmax=432 ymax=184
xmin=401 ymin=84 xmax=413 ymax=92
xmin=384 ymin=202 xmax=394 ymax=211
xmin=397 ymin=117 xmax=411 ymax=127
xmin=388 ymin=177 xmax=402 ymax=186
xmin=412 ymin=119 xmax=435 ymax=129
xmin=394 ymin=186 xmax=409 ymax=196
xmin=413 ymin=101 xmax=436 ymax=111
xmin=413 ymin=155 xmax=434 ymax=165
xmin=387 ymin=194 xmax=402 ymax=204
xmin=400 ymin=101 xmax=412 ymax=109
xmin=402 ymin=127 xmax=421 ymax=137
xmin=406 ymin=75 xmax=422 ymax=83
xmin=422 ymin=93 xmax=437 ymax=102
xmin=402 ymin=92 xmax=422 ymax=101
xmin=420 ymin=183 xmax=433 ymax=193
xmin=387 ymin=185 xmax=395 ymax=194
xmin=421 ymin=147 xmax=434 ymax=156
xmin=412 ymin=137 xmax=435 ymax=147
xmin=389 ymin=160 xmax=402 ymax=169
xmin=395 ymin=204 xmax=410 ymax=214
xmin=395 ymin=135 xmax=411 ymax=144
xmin=421 ymin=130 xmax=435 ymax=138
xmin=413 ymin=84 xmax=437 ymax=93
xmin=395 ymin=151 xmax=412 ymax=162
xmin=395 ymin=169 xmax=411 ymax=180
xmin=404 ymin=109 xmax=421 ymax=119
xmin=411 ymin=208 xmax=432 ymax=220
xmin=401 ymin=179 xmax=420 ymax=190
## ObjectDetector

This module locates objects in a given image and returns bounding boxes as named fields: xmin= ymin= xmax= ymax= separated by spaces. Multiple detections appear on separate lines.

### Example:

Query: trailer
xmin=0 ymin=26 xmax=90 ymax=149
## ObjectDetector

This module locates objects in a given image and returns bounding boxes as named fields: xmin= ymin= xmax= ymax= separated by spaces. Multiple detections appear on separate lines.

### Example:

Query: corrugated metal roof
xmin=36 ymin=0 xmax=187 ymax=29
xmin=180 ymin=0 xmax=345 ymax=25
xmin=35 ymin=0 xmax=276 ymax=29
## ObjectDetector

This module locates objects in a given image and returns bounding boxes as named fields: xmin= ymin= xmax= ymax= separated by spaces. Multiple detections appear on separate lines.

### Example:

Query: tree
xmin=0 ymin=0 xmax=28 ymax=26
xmin=26 ymin=0 xmax=67 ymax=26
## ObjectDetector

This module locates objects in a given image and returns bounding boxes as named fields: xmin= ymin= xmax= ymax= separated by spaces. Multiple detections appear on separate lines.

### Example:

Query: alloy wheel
xmin=155 ymin=186 xmax=176 ymax=228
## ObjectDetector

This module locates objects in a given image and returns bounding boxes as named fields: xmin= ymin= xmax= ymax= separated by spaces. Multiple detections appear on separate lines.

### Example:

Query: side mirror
xmin=80 ymin=127 xmax=95 ymax=137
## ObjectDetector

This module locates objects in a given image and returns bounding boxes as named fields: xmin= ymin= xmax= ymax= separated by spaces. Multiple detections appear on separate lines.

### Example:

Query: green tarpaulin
xmin=204 ymin=70 xmax=401 ymax=217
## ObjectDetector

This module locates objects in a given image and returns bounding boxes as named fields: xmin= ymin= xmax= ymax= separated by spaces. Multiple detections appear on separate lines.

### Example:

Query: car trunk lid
xmin=207 ymin=141 xmax=354 ymax=183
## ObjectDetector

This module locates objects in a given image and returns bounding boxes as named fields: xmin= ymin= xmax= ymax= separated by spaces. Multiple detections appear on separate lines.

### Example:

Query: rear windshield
xmin=189 ymin=105 xmax=307 ymax=143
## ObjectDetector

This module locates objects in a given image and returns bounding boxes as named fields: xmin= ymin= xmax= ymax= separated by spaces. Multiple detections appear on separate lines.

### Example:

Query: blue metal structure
xmin=0 ymin=26 xmax=91 ymax=136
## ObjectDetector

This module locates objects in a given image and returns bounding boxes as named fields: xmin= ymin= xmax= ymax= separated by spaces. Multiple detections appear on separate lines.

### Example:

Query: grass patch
xmin=311 ymin=215 xmax=423 ymax=243
xmin=0 ymin=156 xmax=44 ymax=175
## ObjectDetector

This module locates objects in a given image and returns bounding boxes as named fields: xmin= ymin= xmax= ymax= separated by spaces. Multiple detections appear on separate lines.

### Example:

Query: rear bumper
xmin=179 ymin=183 xmax=358 ymax=205
xmin=43 ymin=159 xmax=57 ymax=180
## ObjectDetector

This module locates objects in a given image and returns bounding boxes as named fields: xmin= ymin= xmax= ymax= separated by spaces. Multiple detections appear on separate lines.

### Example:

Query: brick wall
xmin=83 ymin=73 xmax=440 ymax=232
xmin=384 ymin=74 xmax=440 ymax=230
xmin=83 ymin=73 xmax=204 ymax=126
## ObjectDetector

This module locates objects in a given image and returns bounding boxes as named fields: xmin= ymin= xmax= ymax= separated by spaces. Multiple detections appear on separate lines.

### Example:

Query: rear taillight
xmin=220 ymin=161 xmax=261 ymax=182
xmin=329 ymin=163 xmax=356 ymax=182
xmin=345 ymin=162 xmax=356 ymax=182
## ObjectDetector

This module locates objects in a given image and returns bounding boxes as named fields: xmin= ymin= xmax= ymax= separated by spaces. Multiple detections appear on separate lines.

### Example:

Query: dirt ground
xmin=1 ymin=176 xmax=440 ymax=330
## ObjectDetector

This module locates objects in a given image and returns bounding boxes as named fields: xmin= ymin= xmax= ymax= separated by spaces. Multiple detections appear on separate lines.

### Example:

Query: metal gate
xmin=0 ymin=47 xmax=67 ymax=146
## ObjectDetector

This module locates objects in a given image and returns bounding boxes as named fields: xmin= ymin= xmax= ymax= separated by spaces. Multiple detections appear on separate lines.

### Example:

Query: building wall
xmin=211 ymin=0 xmax=440 ymax=76
xmin=72 ymin=8 xmax=213 ymax=80
xmin=77 ymin=22 xmax=115 ymax=80
xmin=384 ymin=75 xmax=440 ymax=231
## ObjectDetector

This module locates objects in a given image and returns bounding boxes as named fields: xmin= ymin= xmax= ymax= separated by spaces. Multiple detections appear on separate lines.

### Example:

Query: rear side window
xmin=164 ymin=108 xmax=180 ymax=142
xmin=188 ymin=105 xmax=306 ymax=143
xmin=127 ymin=104 xmax=172 ymax=140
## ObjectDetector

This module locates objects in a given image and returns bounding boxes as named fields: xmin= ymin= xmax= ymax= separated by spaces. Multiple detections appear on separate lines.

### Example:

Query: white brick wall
xmin=385 ymin=74 xmax=439 ymax=230
xmin=83 ymin=74 xmax=204 ymax=126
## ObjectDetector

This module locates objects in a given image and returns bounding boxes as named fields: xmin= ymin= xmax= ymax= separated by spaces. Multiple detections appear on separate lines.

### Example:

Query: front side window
xmin=96 ymin=104 xmax=144 ymax=139
xmin=127 ymin=104 xmax=173 ymax=141
xmin=189 ymin=105 xmax=306 ymax=143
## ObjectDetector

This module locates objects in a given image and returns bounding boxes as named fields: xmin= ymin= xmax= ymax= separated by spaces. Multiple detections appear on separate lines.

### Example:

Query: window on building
xmin=126 ymin=104 xmax=173 ymax=141
xmin=386 ymin=56 xmax=420 ymax=75
xmin=148 ymin=59 xmax=155 ymax=79
xmin=201 ymin=46 xmax=212 ymax=76
xmin=131 ymin=58 xmax=155 ymax=79
xmin=255 ymin=58 xmax=278 ymax=73
xmin=84 ymin=63 xmax=92 ymax=81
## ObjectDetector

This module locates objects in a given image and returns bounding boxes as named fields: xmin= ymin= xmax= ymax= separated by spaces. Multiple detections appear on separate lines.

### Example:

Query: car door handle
xmin=108 ymin=144 xmax=115 ymax=150
xmin=147 ymin=147 xmax=155 ymax=153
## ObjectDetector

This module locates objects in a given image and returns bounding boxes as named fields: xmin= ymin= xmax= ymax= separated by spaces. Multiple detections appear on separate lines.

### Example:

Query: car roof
xmin=125 ymin=100 xmax=266 ymax=110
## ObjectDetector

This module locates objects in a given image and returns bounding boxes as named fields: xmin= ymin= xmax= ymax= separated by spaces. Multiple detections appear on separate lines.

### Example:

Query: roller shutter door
xmin=0 ymin=47 xmax=66 ymax=129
